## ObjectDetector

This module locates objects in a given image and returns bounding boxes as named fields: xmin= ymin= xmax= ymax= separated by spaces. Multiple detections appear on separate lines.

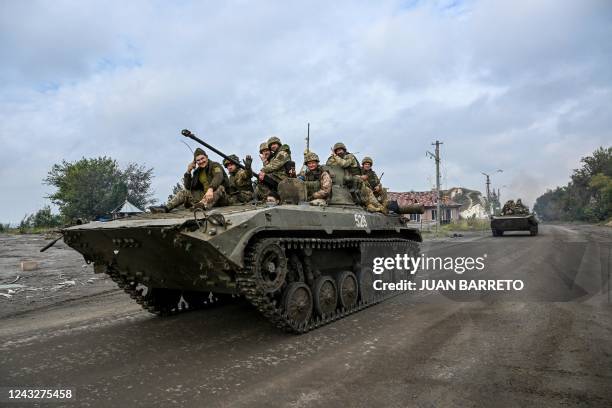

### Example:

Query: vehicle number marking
xmin=354 ymin=214 xmax=368 ymax=228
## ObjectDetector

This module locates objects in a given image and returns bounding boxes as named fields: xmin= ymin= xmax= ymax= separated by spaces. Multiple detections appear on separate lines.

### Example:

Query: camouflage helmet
xmin=362 ymin=156 xmax=373 ymax=165
xmin=223 ymin=154 xmax=240 ymax=167
xmin=304 ymin=151 xmax=320 ymax=163
xmin=333 ymin=142 xmax=347 ymax=151
xmin=267 ymin=136 xmax=282 ymax=148
xmin=259 ymin=142 xmax=270 ymax=153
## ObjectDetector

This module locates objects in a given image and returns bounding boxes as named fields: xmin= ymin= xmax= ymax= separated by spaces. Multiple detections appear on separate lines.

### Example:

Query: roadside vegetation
xmin=534 ymin=147 xmax=611 ymax=222
xmin=1 ymin=156 xmax=157 ymax=234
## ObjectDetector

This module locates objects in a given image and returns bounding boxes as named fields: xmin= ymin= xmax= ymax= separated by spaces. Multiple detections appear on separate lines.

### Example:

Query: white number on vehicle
xmin=354 ymin=214 xmax=368 ymax=228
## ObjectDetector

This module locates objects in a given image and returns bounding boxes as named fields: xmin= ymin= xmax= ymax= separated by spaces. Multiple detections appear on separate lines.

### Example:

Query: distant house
xmin=111 ymin=199 xmax=144 ymax=220
xmin=388 ymin=191 xmax=462 ymax=224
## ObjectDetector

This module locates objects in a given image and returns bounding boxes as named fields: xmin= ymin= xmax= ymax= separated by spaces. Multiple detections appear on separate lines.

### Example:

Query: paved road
xmin=1 ymin=224 xmax=611 ymax=407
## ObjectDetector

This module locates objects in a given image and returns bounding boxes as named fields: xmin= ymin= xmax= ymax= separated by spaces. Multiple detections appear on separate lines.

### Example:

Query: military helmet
xmin=223 ymin=154 xmax=240 ymax=167
xmin=194 ymin=147 xmax=207 ymax=158
xmin=362 ymin=156 xmax=373 ymax=165
xmin=304 ymin=152 xmax=320 ymax=163
xmin=267 ymin=136 xmax=282 ymax=147
xmin=259 ymin=142 xmax=270 ymax=153
xmin=333 ymin=142 xmax=347 ymax=151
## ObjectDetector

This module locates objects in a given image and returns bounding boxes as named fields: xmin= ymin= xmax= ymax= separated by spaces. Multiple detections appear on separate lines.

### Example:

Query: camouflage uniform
xmin=166 ymin=156 xmax=229 ymax=210
xmin=223 ymin=154 xmax=254 ymax=204
xmin=255 ymin=142 xmax=272 ymax=200
xmin=303 ymin=152 xmax=332 ymax=205
xmin=361 ymin=156 xmax=388 ymax=209
xmin=501 ymin=200 xmax=515 ymax=215
xmin=326 ymin=143 xmax=384 ymax=213
xmin=515 ymin=199 xmax=529 ymax=215
xmin=261 ymin=136 xmax=292 ymax=184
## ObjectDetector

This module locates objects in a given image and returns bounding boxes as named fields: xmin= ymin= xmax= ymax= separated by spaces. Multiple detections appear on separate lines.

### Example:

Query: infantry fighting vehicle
xmin=55 ymin=131 xmax=424 ymax=333
xmin=490 ymin=214 xmax=539 ymax=236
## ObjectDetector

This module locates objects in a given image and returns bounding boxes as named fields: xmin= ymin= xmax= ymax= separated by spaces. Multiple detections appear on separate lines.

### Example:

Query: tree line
xmin=534 ymin=147 xmax=611 ymax=222
xmin=13 ymin=157 xmax=157 ymax=231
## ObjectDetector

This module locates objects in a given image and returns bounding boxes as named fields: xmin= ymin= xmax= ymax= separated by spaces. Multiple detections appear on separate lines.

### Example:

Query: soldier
xmin=259 ymin=142 xmax=270 ymax=166
xmin=501 ymin=200 xmax=515 ymax=215
xmin=258 ymin=136 xmax=292 ymax=186
xmin=326 ymin=142 xmax=385 ymax=213
xmin=515 ymin=198 xmax=528 ymax=215
xmin=303 ymin=152 xmax=332 ymax=206
xmin=255 ymin=142 xmax=272 ymax=201
xmin=223 ymin=154 xmax=254 ymax=204
xmin=360 ymin=156 xmax=388 ymax=208
xmin=150 ymin=148 xmax=229 ymax=213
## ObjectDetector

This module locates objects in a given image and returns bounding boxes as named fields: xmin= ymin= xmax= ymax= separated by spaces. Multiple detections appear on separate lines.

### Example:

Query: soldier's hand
xmin=258 ymin=171 xmax=265 ymax=181
xmin=374 ymin=185 xmax=381 ymax=192
xmin=187 ymin=161 xmax=196 ymax=172
xmin=204 ymin=188 xmax=214 ymax=202
xmin=360 ymin=175 xmax=368 ymax=181
xmin=244 ymin=155 xmax=253 ymax=168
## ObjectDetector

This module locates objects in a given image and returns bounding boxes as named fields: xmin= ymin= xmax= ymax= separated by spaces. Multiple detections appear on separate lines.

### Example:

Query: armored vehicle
xmin=490 ymin=214 xmax=538 ymax=236
xmin=57 ymin=131 xmax=423 ymax=333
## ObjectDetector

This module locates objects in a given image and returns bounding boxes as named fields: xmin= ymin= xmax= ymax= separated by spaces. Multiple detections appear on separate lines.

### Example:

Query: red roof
xmin=388 ymin=191 xmax=461 ymax=207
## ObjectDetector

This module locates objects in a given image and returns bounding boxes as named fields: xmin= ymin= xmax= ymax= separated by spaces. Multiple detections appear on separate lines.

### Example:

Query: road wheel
xmin=282 ymin=282 xmax=313 ymax=325
xmin=252 ymin=240 xmax=287 ymax=294
xmin=313 ymin=276 xmax=337 ymax=317
xmin=337 ymin=271 xmax=358 ymax=309
xmin=530 ymin=225 xmax=538 ymax=236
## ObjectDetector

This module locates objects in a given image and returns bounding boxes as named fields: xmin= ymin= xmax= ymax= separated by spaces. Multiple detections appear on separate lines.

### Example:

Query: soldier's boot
xmin=149 ymin=205 xmax=169 ymax=214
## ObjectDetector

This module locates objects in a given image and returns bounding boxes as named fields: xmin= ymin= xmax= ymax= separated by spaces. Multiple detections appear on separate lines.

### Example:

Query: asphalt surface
xmin=1 ymin=224 xmax=611 ymax=407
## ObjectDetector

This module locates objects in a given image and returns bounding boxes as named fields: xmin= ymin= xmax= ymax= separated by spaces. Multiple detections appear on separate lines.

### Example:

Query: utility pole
xmin=427 ymin=141 xmax=443 ymax=232
xmin=481 ymin=169 xmax=503 ymax=215
xmin=481 ymin=172 xmax=491 ymax=214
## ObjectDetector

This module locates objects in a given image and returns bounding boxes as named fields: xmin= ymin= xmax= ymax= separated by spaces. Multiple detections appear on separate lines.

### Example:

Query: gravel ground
xmin=0 ymin=234 xmax=116 ymax=318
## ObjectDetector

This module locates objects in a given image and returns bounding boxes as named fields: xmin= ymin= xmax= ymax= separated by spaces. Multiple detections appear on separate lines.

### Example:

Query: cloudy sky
xmin=1 ymin=0 xmax=610 ymax=223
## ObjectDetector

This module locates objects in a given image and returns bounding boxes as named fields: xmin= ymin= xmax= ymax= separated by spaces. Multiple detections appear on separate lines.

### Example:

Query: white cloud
xmin=0 ymin=0 xmax=610 ymax=222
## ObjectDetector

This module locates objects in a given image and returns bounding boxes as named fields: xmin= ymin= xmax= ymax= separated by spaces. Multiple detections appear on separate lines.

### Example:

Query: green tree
xmin=31 ymin=205 xmax=63 ymax=228
xmin=45 ymin=157 xmax=156 ymax=221
xmin=168 ymin=182 xmax=183 ymax=201
xmin=534 ymin=147 xmax=611 ymax=222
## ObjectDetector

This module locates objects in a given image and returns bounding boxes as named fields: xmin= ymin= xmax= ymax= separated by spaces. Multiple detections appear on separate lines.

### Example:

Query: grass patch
xmin=440 ymin=218 xmax=490 ymax=232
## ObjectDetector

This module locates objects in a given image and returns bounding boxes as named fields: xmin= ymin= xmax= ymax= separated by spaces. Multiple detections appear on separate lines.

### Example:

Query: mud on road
xmin=1 ymin=225 xmax=611 ymax=407
xmin=0 ymin=234 xmax=116 ymax=318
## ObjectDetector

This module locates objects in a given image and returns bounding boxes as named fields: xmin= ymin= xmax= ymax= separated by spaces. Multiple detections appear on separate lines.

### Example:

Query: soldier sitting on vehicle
xmin=360 ymin=156 xmax=388 ymax=209
xmin=302 ymin=152 xmax=332 ymax=206
xmin=501 ymin=200 xmax=515 ymax=215
xmin=326 ymin=142 xmax=385 ymax=213
xmin=258 ymin=136 xmax=292 ymax=188
xmin=515 ymin=198 xmax=529 ymax=215
xmin=150 ymin=148 xmax=229 ymax=213
xmin=255 ymin=142 xmax=272 ymax=201
xmin=223 ymin=154 xmax=254 ymax=204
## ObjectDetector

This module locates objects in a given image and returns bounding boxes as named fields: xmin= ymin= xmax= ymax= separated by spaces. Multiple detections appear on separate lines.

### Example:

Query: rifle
xmin=181 ymin=129 xmax=278 ymax=189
